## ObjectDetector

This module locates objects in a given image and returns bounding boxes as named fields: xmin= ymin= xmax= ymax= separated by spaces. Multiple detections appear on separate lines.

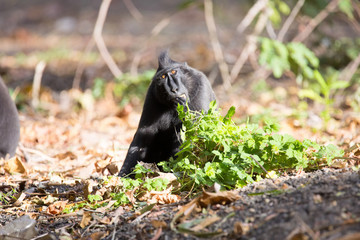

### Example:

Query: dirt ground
xmin=106 ymin=168 xmax=360 ymax=240
xmin=2 ymin=167 xmax=358 ymax=239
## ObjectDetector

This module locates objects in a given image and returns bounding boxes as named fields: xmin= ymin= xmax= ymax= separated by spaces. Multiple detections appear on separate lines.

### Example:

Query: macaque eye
xmin=171 ymin=70 xmax=176 ymax=74
xmin=161 ymin=74 xmax=166 ymax=79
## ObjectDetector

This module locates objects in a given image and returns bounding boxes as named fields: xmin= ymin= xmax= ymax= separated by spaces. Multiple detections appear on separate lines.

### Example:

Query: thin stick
xmin=93 ymin=0 xmax=122 ymax=78
xmin=266 ymin=21 xmax=277 ymax=40
xmin=277 ymin=0 xmax=305 ymax=42
xmin=130 ymin=4 xmax=197 ymax=76
xmin=73 ymin=38 xmax=94 ymax=89
xmin=236 ymin=0 xmax=268 ymax=34
xmin=32 ymin=61 xmax=46 ymax=108
xmin=123 ymin=0 xmax=143 ymax=22
xmin=230 ymin=9 xmax=269 ymax=82
xmin=204 ymin=0 xmax=231 ymax=90
xmin=130 ymin=18 xmax=170 ymax=76
xmin=339 ymin=52 xmax=360 ymax=82
xmin=250 ymin=155 xmax=275 ymax=183
xmin=230 ymin=36 xmax=258 ymax=82
xmin=292 ymin=0 xmax=340 ymax=42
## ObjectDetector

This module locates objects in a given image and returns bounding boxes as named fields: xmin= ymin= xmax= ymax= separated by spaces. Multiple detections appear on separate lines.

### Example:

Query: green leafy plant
xmin=259 ymin=38 xmax=319 ymax=79
xmin=268 ymin=0 xmax=290 ymax=27
xmin=299 ymin=68 xmax=349 ymax=123
xmin=161 ymin=102 xmax=343 ymax=190
xmin=109 ymin=165 xmax=170 ymax=207
xmin=259 ymin=38 xmax=351 ymax=126
xmin=143 ymin=178 xmax=169 ymax=192
xmin=92 ymin=78 xmax=106 ymax=99
xmin=88 ymin=194 xmax=103 ymax=203
xmin=113 ymin=70 xmax=155 ymax=107
xmin=0 ymin=188 xmax=18 ymax=205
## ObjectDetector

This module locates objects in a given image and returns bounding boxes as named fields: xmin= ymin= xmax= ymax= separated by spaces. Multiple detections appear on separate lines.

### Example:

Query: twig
xmin=292 ymin=0 xmax=340 ymax=42
xmin=266 ymin=21 xmax=277 ymax=39
xmin=123 ymin=0 xmax=143 ymax=22
xmin=230 ymin=36 xmax=258 ymax=82
xmin=32 ymin=61 xmax=46 ymax=109
xmin=236 ymin=0 xmax=268 ymax=34
xmin=339 ymin=52 xmax=360 ymax=82
xmin=286 ymin=212 xmax=318 ymax=240
xmin=277 ymin=0 xmax=305 ymax=42
xmin=130 ymin=18 xmax=170 ymax=76
xmin=230 ymin=9 xmax=269 ymax=82
xmin=250 ymin=155 xmax=275 ymax=183
xmin=73 ymin=38 xmax=95 ymax=89
xmin=93 ymin=0 xmax=122 ymax=78
xmin=111 ymin=220 xmax=118 ymax=240
xmin=130 ymin=4 xmax=197 ymax=76
xmin=333 ymin=157 xmax=360 ymax=161
xmin=204 ymin=0 xmax=231 ymax=90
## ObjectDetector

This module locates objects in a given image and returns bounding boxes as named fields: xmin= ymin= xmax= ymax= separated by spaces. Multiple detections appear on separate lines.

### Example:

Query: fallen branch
xmin=292 ymin=0 xmax=340 ymax=42
xmin=93 ymin=0 xmax=122 ymax=78
xmin=204 ymin=0 xmax=231 ymax=90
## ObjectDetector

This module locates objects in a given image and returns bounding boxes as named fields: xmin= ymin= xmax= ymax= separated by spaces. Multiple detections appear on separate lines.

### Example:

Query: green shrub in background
xmin=91 ymin=70 xmax=155 ymax=107
xmin=113 ymin=70 xmax=155 ymax=107
xmin=161 ymin=102 xmax=343 ymax=190
xmin=259 ymin=38 xmax=350 ymax=125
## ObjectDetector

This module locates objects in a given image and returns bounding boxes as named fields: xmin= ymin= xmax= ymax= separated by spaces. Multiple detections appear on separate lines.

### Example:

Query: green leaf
xmin=313 ymin=70 xmax=328 ymax=91
xmin=338 ymin=0 xmax=354 ymax=19
xmin=224 ymin=106 xmax=235 ymax=124
xmin=298 ymin=89 xmax=325 ymax=103
xmin=278 ymin=1 xmax=290 ymax=15
xmin=329 ymin=80 xmax=350 ymax=90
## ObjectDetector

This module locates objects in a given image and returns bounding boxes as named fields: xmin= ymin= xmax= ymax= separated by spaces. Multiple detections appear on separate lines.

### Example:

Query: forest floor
xmin=0 ymin=87 xmax=359 ymax=240
xmin=1 ymin=1 xmax=360 ymax=239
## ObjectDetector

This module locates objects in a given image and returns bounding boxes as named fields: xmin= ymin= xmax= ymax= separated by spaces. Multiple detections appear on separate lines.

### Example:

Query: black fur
xmin=118 ymin=51 xmax=216 ymax=176
xmin=0 ymin=77 xmax=20 ymax=158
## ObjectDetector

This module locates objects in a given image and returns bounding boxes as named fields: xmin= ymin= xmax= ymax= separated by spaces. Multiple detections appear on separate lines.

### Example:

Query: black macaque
xmin=0 ymin=77 xmax=20 ymax=158
xmin=118 ymin=51 xmax=216 ymax=176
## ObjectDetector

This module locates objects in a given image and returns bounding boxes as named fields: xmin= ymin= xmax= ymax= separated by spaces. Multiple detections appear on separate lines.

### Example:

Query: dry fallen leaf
xmin=198 ymin=190 xmax=241 ymax=208
xmin=80 ymin=211 xmax=93 ymax=228
xmin=190 ymin=215 xmax=221 ymax=231
xmin=147 ymin=191 xmax=181 ymax=205
xmin=4 ymin=157 xmax=27 ymax=174
xmin=151 ymin=220 xmax=167 ymax=228
xmin=79 ymin=231 xmax=107 ymax=240
xmin=47 ymin=200 xmax=68 ymax=215
xmin=171 ymin=189 xmax=241 ymax=233
xmin=233 ymin=221 xmax=243 ymax=235
xmin=54 ymin=151 xmax=77 ymax=160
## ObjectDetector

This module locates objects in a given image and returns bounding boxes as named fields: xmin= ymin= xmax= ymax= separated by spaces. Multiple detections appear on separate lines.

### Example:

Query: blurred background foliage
xmin=0 ymin=0 xmax=359 ymax=130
